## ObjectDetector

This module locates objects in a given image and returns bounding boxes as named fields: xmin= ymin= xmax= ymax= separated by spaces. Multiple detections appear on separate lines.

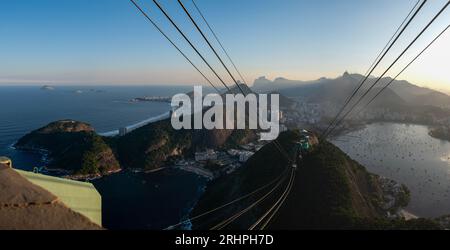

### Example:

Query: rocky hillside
xmin=252 ymin=76 xmax=310 ymax=93
xmin=115 ymin=119 xmax=192 ymax=170
xmin=257 ymin=72 xmax=450 ymax=110
xmin=15 ymin=120 xmax=120 ymax=177
xmin=34 ymin=120 xmax=94 ymax=134
xmin=115 ymin=117 xmax=257 ymax=171
xmin=16 ymin=116 xmax=257 ymax=173
xmin=191 ymin=131 xmax=441 ymax=229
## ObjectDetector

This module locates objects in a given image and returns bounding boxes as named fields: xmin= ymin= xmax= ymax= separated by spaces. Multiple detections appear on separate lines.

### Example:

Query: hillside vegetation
xmin=192 ymin=130 xmax=441 ymax=229
xmin=16 ymin=117 xmax=257 ymax=174
xmin=15 ymin=120 xmax=120 ymax=176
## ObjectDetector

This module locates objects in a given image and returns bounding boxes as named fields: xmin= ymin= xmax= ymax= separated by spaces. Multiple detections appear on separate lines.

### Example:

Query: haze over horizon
xmin=1 ymin=0 xmax=449 ymax=92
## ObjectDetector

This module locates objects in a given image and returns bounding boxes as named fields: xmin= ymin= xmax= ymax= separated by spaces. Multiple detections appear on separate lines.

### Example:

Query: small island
xmin=40 ymin=85 xmax=55 ymax=91
xmin=429 ymin=126 xmax=450 ymax=141
xmin=130 ymin=96 xmax=172 ymax=103
xmin=14 ymin=120 xmax=121 ymax=180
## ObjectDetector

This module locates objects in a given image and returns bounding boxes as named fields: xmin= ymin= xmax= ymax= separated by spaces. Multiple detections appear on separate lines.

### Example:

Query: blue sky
xmin=1 ymin=0 xmax=449 ymax=91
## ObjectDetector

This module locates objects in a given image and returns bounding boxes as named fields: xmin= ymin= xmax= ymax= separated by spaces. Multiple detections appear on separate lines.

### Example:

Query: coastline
xmin=145 ymin=167 xmax=165 ymax=173
xmin=12 ymin=143 xmax=124 ymax=181
xmin=428 ymin=126 xmax=450 ymax=142
xmin=328 ymin=119 xmax=450 ymax=141
xmin=332 ymin=122 xmax=450 ymax=219
xmin=8 ymin=141 xmax=16 ymax=150
xmin=399 ymin=209 xmax=418 ymax=220
xmin=176 ymin=183 xmax=208 ymax=230
xmin=174 ymin=165 xmax=214 ymax=181
xmin=66 ymin=168 xmax=123 ymax=181
xmin=98 ymin=111 xmax=170 ymax=137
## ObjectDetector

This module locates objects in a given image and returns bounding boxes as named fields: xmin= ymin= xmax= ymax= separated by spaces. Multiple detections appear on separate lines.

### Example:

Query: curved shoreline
xmin=98 ymin=111 xmax=170 ymax=137
xmin=400 ymin=209 xmax=418 ymax=220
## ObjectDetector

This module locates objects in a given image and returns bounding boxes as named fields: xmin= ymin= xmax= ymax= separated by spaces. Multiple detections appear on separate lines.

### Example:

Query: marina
xmin=333 ymin=123 xmax=450 ymax=218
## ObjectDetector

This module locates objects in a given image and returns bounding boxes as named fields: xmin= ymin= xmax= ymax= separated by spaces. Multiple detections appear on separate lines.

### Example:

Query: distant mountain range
xmin=252 ymin=72 xmax=450 ymax=109
xmin=253 ymin=76 xmax=309 ymax=93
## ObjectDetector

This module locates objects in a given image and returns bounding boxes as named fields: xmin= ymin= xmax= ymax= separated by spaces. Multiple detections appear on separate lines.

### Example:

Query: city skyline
xmin=1 ymin=0 xmax=449 ymax=92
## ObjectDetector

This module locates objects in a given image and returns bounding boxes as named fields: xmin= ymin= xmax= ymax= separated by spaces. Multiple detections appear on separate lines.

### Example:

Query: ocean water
xmin=0 ymin=85 xmax=196 ymax=168
xmin=0 ymin=85 xmax=207 ymax=229
xmin=333 ymin=123 xmax=450 ymax=218
xmin=93 ymin=169 xmax=208 ymax=230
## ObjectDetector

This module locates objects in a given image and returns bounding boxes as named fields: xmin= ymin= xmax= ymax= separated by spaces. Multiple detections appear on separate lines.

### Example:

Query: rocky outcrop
xmin=191 ymin=131 xmax=441 ymax=230
xmin=16 ymin=117 xmax=256 ymax=173
xmin=15 ymin=120 xmax=120 ymax=177
xmin=116 ymin=118 xmax=256 ymax=171
xmin=40 ymin=85 xmax=55 ymax=91
xmin=429 ymin=126 xmax=450 ymax=141
xmin=36 ymin=120 xmax=94 ymax=134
